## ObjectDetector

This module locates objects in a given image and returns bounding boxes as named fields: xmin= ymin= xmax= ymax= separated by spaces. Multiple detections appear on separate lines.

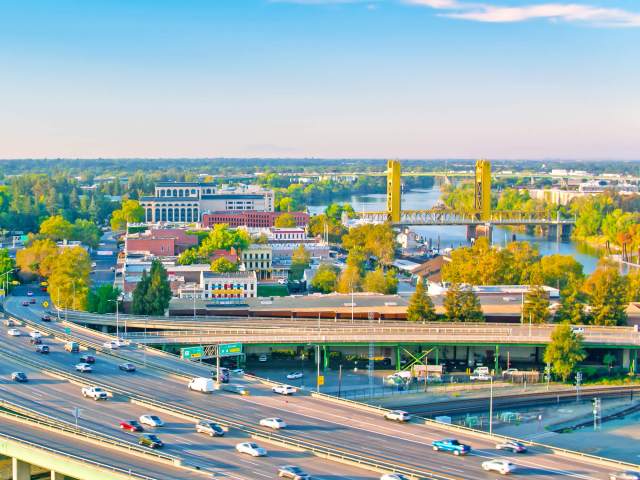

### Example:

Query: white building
xmin=200 ymin=271 xmax=257 ymax=300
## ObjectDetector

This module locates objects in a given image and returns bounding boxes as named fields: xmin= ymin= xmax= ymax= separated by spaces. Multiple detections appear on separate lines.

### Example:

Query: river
xmin=308 ymin=187 xmax=602 ymax=273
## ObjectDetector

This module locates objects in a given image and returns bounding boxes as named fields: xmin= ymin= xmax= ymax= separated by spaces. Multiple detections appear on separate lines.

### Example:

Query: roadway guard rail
xmin=0 ymin=431 xmax=159 ymax=480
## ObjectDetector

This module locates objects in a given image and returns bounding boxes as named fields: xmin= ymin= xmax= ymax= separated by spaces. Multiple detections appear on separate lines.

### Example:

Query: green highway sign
xmin=219 ymin=342 xmax=242 ymax=357
xmin=181 ymin=346 xmax=204 ymax=360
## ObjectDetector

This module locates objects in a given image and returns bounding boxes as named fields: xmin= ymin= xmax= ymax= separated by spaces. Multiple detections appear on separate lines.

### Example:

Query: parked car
xmin=139 ymin=415 xmax=164 ymax=427
xmin=260 ymin=418 xmax=287 ymax=429
xmin=610 ymin=472 xmax=640 ymax=480
xmin=502 ymin=368 xmax=518 ymax=376
xmin=80 ymin=355 xmax=96 ymax=364
xmin=36 ymin=344 xmax=50 ymax=354
xmin=481 ymin=459 xmax=517 ymax=475
xmin=27 ymin=290 xmax=34 ymax=296
xmin=119 ymin=363 xmax=136 ymax=372
xmin=380 ymin=474 xmax=411 ymax=480
xmin=286 ymin=371 xmax=303 ymax=380
xmin=258 ymin=354 xmax=268 ymax=362
xmin=496 ymin=439 xmax=527 ymax=453
xmin=272 ymin=385 xmax=297 ymax=395
xmin=384 ymin=410 xmax=411 ymax=422
xmin=470 ymin=373 xmax=492 ymax=381
xmin=139 ymin=434 xmax=163 ymax=449
xmin=195 ymin=420 xmax=225 ymax=437
xmin=431 ymin=439 xmax=471 ymax=456
xmin=119 ymin=420 xmax=143 ymax=432
xmin=277 ymin=465 xmax=310 ymax=479
xmin=236 ymin=442 xmax=267 ymax=457
xmin=7 ymin=328 xmax=20 ymax=336
xmin=75 ymin=363 xmax=93 ymax=373
xmin=11 ymin=372 xmax=28 ymax=382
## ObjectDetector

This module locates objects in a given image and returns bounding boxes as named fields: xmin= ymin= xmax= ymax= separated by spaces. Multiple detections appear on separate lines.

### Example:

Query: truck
xmin=431 ymin=439 xmax=471 ymax=456
xmin=81 ymin=386 xmax=108 ymax=400
xmin=188 ymin=377 xmax=215 ymax=393
xmin=65 ymin=341 xmax=79 ymax=353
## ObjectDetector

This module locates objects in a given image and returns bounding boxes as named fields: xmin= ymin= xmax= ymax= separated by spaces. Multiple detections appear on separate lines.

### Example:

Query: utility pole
xmin=368 ymin=312 xmax=374 ymax=396
xmin=576 ymin=371 xmax=582 ymax=402
xmin=545 ymin=363 xmax=551 ymax=391
xmin=592 ymin=397 xmax=601 ymax=431
xmin=489 ymin=376 xmax=494 ymax=436
xmin=338 ymin=364 xmax=343 ymax=398
xmin=316 ymin=343 xmax=321 ymax=393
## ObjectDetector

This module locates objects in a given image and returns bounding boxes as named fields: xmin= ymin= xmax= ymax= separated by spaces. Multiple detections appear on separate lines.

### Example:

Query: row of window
xmin=245 ymin=262 xmax=269 ymax=270
xmin=203 ymin=283 xmax=255 ymax=290
xmin=145 ymin=208 xmax=199 ymax=222
xmin=244 ymin=253 xmax=270 ymax=260
xmin=203 ymin=292 xmax=255 ymax=298
xmin=157 ymin=187 xmax=214 ymax=197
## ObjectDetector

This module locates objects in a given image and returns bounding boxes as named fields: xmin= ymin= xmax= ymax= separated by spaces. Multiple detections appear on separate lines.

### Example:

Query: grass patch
xmin=257 ymin=284 xmax=289 ymax=297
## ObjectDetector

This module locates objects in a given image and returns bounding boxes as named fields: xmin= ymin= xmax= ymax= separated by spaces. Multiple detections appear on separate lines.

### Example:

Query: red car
xmin=119 ymin=420 xmax=143 ymax=432
xmin=80 ymin=355 xmax=96 ymax=364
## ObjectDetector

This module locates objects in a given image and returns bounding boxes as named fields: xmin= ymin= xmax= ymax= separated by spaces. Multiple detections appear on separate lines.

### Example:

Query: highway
xmin=2 ymin=293 xmax=632 ymax=479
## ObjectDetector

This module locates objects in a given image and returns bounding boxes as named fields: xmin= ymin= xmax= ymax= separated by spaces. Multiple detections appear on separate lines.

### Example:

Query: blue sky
xmin=0 ymin=0 xmax=638 ymax=159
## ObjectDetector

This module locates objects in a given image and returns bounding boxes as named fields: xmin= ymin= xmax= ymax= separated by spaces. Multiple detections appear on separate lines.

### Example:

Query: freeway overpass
xmin=3 ymin=292 xmax=640 ymax=480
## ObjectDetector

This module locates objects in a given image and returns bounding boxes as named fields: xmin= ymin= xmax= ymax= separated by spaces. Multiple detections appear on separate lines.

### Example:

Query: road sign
xmin=317 ymin=375 xmax=325 ymax=386
xmin=181 ymin=346 xmax=204 ymax=360
xmin=219 ymin=342 xmax=242 ymax=357
xmin=42 ymin=301 xmax=49 ymax=308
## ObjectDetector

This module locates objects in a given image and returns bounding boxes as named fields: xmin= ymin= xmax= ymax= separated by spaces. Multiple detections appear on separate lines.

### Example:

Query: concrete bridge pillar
xmin=12 ymin=458 xmax=30 ymax=480
xmin=51 ymin=471 xmax=73 ymax=480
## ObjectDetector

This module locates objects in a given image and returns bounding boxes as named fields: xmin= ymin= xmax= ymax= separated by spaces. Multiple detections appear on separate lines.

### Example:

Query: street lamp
xmin=489 ymin=375 xmax=494 ymax=435
xmin=108 ymin=295 xmax=123 ymax=340
xmin=0 ymin=268 xmax=15 ymax=298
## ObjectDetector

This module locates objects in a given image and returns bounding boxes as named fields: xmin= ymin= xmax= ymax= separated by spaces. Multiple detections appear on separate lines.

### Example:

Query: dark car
xmin=139 ymin=434 xmax=163 ymax=449
xmin=496 ymin=439 xmax=528 ymax=453
xmin=41 ymin=315 xmax=52 ymax=322
xmin=21 ymin=301 xmax=29 ymax=307
xmin=11 ymin=372 xmax=28 ymax=382
xmin=195 ymin=420 xmax=225 ymax=437
xmin=80 ymin=355 xmax=96 ymax=364
xmin=119 ymin=363 xmax=136 ymax=372
xmin=36 ymin=345 xmax=50 ymax=354
xmin=29 ymin=298 xmax=36 ymax=304
xmin=29 ymin=337 xmax=42 ymax=345
xmin=120 ymin=420 xmax=144 ymax=432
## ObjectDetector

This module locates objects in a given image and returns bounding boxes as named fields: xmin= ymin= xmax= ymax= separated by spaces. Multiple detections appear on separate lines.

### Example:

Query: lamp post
xmin=108 ymin=295 xmax=123 ymax=339
xmin=489 ymin=375 xmax=494 ymax=435
xmin=0 ymin=268 xmax=15 ymax=298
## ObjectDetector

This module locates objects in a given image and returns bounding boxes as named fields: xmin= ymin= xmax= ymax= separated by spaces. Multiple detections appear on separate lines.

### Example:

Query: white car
xmin=381 ymin=474 xmax=411 ymax=480
xmin=231 ymin=368 xmax=245 ymax=375
xmin=258 ymin=354 xmax=268 ymax=362
xmin=481 ymin=459 xmax=517 ymax=475
xmin=384 ymin=410 xmax=411 ymax=422
xmin=277 ymin=278 xmax=287 ymax=285
xmin=7 ymin=328 xmax=20 ymax=337
xmin=139 ymin=415 xmax=164 ymax=427
xmin=470 ymin=374 xmax=492 ymax=381
xmin=103 ymin=341 xmax=119 ymax=349
xmin=27 ymin=291 xmax=34 ymax=296
xmin=29 ymin=331 xmax=43 ymax=339
xmin=272 ymin=385 xmax=297 ymax=395
xmin=75 ymin=363 xmax=93 ymax=373
xmin=259 ymin=417 xmax=287 ymax=429
xmin=286 ymin=371 xmax=303 ymax=380
xmin=236 ymin=442 xmax=267 ymax=457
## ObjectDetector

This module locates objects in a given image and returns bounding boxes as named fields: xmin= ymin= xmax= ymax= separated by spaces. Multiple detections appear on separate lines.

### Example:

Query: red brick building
xmin=201 ymin=211 xmax=309 ymax=228
xmin=126 ymin=228 xmax=198 ymax=257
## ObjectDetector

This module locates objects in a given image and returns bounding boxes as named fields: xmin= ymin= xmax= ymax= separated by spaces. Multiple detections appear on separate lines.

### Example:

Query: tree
xmin=39 ymin=215 xmax=73 ymax=241
xmin=459 ymin=288 xmax=484 ymax=322
xmin=325 ymin=203 xmax=355 ymax=221
xmin=274 ymin=213 xmax=297 ymax=228
xmin=538 ymin=254 xmax=584 ymax=290
xmin=627 ymin=269 xmax=640 ymax=302
xmin=583 ymin=264 xmax=628 ymax=326
xmin=363 ymin=268 xmax=388 ymax=294
xmin=132 ymin=271 xmax=150 ymax=315
xmin=342 ymin=223 xmax=396 ymax=267
xmin=199 ymin=224 xmax=250 ymax=256
xmin=177 ymin=248 xmax=203 ymax=266
xmin=556 ymin=274 xmax=589 ymax=324
xmin=543 ymin=323 xmax=586 ymax=382
xmin=290 ymin=245 xmax=311 ymax=281
xmin=87 ymin=284 xmax=121 ymax=314
xmin=309 ymin=214 xmax=346 ymax=243
xmin=310 ymin=264 xmax=339 ymax=293
xmin=210 ymin=257 xmax=238 ymax=273
xmin=336 ymin=265 xmax=362 ymax=294
xmin=16 ymin=239 xmax=59 ymax=278
xmin=110 ymin=199 xmax=145 ymax=231
xmin=47 ymin=246 xmax=92 ymax=310
xmin=603 ymin=352 xmax=616 ymax=374
xmin=406 ymin=280 xmax=437 ymax=322
xmin=522 ymin=284 xmax=551 ymax=324
xmin=0 ymin=248 xmax=16 ymax=291
xmin=443 ymin=284 xmax=483 ymax=322
xmin=145 ymin=260 xmax=172 ymax=315
xmin=71 ymin=219 xmax=102 ymax=249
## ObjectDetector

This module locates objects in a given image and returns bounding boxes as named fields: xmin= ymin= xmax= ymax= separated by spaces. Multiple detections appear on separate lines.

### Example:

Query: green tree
xmin=460 ymin=288 xmax=484 ymax=322
xmin=210 ymin=257 xmax=238 ymax=273
xmin=0 ymin=248 xmax=16 ymax=291
xmin=39 ymin=215 xmax=73 ymax=241
xmin=538 ymin=254 xmax=584 ymax=290
xmin=556 ymin=274 xmax=589 ymax=324
xmin=144 ymin=260 xmax=172 ymax=315
xmin=132 ymin=271 xmax=150 ymax=315
xmin=290 ymin=245 xmax=311 ymax=281
xmin=199 ymin=224 xmax=251 ymax=257
xmin=523 ymin=284 xmax=551 ymax=324
xmin=86 ymin=284 xmax=121 ymax=314
xmin=310 ymin=264 xmax=339 ymax=293
xmin=363 ymin=268 xmax=387 ymax=294
xmin=584 ymin=265 xmax=628 ymax=326
xmin=543 ymin=323 xmax=586 ymax=382
xmin=443 ymin=284 xmax=483 ymax=322
xmin=308 ymin=214 xmax=346 ymax=243
xmin=110 ymin=199 xmax=145 ymax=231
xmin=71 ymin=219 xmax=102 ymax=248
xmin=274 ymin=213 xmax=297 ymax=228
xmin=177 ymin=248 xmax=203 ymax=266
xmin=406 ymin=280 xmax=437 ymax=322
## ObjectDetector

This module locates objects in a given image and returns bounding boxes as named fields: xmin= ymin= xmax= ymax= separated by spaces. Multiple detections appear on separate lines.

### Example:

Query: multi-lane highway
xmin=2 ymin=291 xmax=635 ymax=480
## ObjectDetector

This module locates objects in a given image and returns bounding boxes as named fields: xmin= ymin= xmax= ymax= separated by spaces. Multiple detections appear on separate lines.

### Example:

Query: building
xmin=125 ymin=228 xmax=198 ymax=257
xmin=140 ymin=182 xmax=275 ymax=224
xmin=200 ymin=271 xmax=257 ymax=300
xmin=396 ymin=228 xmax=422 ymax=252
xmin=240 ymin=244 xmax=272 ymax=281
xmin=200 ymin=211 xmax=309 ymax=229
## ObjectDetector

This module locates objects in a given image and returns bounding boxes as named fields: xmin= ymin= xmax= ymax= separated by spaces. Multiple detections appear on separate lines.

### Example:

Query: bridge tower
xmin=386 ymin=160 xmax=401 ymax=223
xmin=474 ymin=159 xmax=491 ymax=221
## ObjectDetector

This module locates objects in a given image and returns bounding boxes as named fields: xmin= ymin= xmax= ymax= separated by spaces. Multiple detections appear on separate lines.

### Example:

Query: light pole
xmin=0 ymin=268 xmax=15 ymax=298
xmin=108 ymin=296 xmax=122 ymax=339
xmin=489 ymin=375 xmax=494 ymax=435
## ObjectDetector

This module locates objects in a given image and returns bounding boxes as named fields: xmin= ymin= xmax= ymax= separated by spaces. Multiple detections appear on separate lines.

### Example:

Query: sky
xmin=0 ymin=0 xmax=638 ymax=160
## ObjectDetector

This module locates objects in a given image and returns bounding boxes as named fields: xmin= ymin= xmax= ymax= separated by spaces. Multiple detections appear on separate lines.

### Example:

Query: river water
xmin=309 ymin=187 xmax=601 ymax=273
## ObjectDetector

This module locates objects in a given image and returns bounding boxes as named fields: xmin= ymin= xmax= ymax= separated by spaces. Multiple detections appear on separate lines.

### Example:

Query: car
xmin=139 ymin=434 xmax=163 ymax=449
xmin=41 ymin=315 xmax=51 ymax=322
xmin=75 ymin=363 xmax=93 ymax=373
xmin=7 ymin=328 xmax=20 ymax=336
xmin=102 ymin=341 xmax=119 ymax=349
xmin=27 ymin=290 xmax=33 ymax=296
xmin=30 ymin=337 xmax=42 ymax=345
xmin=91 ymin=262 xmax=97 ymax=268
xmin=272 ymin=385 xmax=297 ymax=395
xmin=29 ymin=298 xmax=36 ymax=304
xmin=431 ymin=439 xmax=471 ymax=456
xmin=496 ymin=439 xmax=527 ymax=453
xmin=3 ymin=319 xmax=16 ymax=327
xmin=380 ymin=474 xmax=411 ymax=480
xmin=222 ymin=384 xmax=250 ymax=396
xmin=80 ymin=355 xmax=96 ymax=364
xmin=384 ymin=410 xmax=411 ymax=422
xmin=470 ymin=373 xmax=492 ymax=381
xmin=195 ymin=420 xmax=225 ymax=437
xmin=610 ymin=472 xmax=640 ymax=480
xmin=119 ymin=363 xmax=136 ymax=372
xmin=260 ymin=417 xmax=287 ymax=429
xmin=286 ymin=371 xmax=303 ymax=380
xmin=502 ymin=368 xmax=518 ymax=376
xmin=277 ymin=278 xmax=287 ymax=285
xmin=36 ymin=344 xmax=50 ymax=354
xmin=21 ymin=301 xmax=29 ymax=307
xmin=481 ymin=459 xmax=517 ymax=475
xmin=11 ymin=372 xmax=28 ymax=382
xmin=139 ymin=415 xmax=164 ymax=427
xmin=29 ymin=331 xmax=42 ymax=339
xmin=258 ymin=354 xmax=268 ymax=362
xmin=82 ymin=386 xmax=108 ymax=400
xmin=278 ymin=465 xmax=311 ymax=479
xmin=120 ymin=420 xmax=143 ymax=432
xmin=231 ymin=368 xmax=245 ymax=375
xmin=236 ymin=442 xmax=267 ymax=457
